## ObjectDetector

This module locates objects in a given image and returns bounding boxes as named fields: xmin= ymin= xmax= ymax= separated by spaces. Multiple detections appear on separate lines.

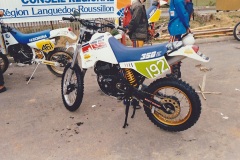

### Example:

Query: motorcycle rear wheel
xmin=233 ymin=22 xmax=240 ymax=41
xmin=47 ymin=47 xmax=73 ymax=77
xmin=61 ymin=63 xmax=84 ymax=112
xmin=0 ymin=53 xmax=9 ymax=73
xmin=144 ymin=78 xmax=201 ymax=132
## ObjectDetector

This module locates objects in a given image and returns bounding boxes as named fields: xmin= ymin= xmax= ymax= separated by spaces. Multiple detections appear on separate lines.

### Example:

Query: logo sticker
xmin=29 ymin=35 xmax=47 ymax=42
xmin=184 ymin=48 xmax=194 ymax=54
xmin=5 ymin=34 xmax=10 ymax=38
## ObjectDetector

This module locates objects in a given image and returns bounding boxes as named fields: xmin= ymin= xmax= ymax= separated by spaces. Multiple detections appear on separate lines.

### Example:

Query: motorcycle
xmin=61 ymin=10 xmax=210 ymax=132
xmin=0 ymin=12 xmax=77 ymax=81
xmin=233 ymin=22 xmax=240 ymax=41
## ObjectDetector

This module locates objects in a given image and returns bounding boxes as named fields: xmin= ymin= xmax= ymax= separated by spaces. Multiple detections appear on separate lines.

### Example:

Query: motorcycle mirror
xmin=71 ymin=9 xmax=80 ymax=17
xmin=0 ymin=10 xmax=4 ymax=17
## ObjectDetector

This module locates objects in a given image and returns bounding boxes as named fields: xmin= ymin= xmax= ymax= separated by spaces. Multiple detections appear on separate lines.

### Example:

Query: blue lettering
xmin=21 ymin=0 xmax=29 ymax=4
xmin=22 ymin=0 xmax=66 ymax=4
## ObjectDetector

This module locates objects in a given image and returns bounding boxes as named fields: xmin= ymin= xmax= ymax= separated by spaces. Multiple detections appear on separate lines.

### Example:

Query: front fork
xmin=65 ymin=43 xmax=86 ymax=90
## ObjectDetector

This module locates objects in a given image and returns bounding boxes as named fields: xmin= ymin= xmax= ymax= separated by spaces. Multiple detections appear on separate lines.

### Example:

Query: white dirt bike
xmin=61 ymin=11 xmax=210 ymax=131
xmin=0 ymin=12 xmax=77 ymax=81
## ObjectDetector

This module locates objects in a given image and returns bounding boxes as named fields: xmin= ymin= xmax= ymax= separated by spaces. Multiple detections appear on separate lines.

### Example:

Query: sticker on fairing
xmin=134 ymin=57 xmax=170 ymax=79
xmin=36 ymin=40 xmax=54 ymax=52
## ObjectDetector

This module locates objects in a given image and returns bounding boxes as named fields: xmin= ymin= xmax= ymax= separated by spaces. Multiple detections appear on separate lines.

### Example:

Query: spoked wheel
xmin=234 ymin=22 xmax=240 ymax=41
xmin=144 ymin=78 xmax=201 ymax=132
xmin=47 ymin=47 xmax=73 ymax=77
xmin=61 ymin=63 xmax=84 ymax=112
xmin=0 ymin=54 xmax=9 ymax=73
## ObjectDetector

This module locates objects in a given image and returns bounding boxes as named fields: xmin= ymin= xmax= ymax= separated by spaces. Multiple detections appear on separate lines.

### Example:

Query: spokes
xmin=152 ymin=87 xmax=192 ymax=125
xmin=63 ymin=68 xmax=77 ymax=106
xmin=51 ymin=52 xmax=72 ymax=74
xmin=237 ymin=25 xmax=240 ymax=38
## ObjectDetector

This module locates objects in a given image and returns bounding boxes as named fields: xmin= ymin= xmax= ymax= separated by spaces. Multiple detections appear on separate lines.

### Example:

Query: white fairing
xmin=50 ymin=28 xmax=77 ymax=40
xmin=80 ymin=32 xmax=118 ymax=68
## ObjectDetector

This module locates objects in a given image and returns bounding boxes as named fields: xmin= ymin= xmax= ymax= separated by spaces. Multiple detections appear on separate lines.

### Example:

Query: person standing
xmin=125 ymin=0 xmax=148 ymax=109
xmin=167 ymin=0 xmax=191 ymax=78
xmin=127 ymin=0 xmax=148 ymax=48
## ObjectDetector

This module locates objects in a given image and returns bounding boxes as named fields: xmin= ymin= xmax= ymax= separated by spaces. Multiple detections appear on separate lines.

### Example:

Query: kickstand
xmin=123 ymin=97 xmax=131 ymax=128
xmin=131 ymin=104 xmax=137 ymax=119
xmin=27 ymin=63 xmax=40 ymax=84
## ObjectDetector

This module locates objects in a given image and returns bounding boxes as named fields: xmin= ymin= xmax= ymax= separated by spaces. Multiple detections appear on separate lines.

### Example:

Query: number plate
xmin=36 ymin=40 xmax=55 ymax=52
xmin=134 ymin=57 xmax=170 ymax=79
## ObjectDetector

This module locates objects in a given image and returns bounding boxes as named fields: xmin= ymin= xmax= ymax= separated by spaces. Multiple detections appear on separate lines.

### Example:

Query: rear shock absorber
xmin=125 ymin=68 xmax=138 ymax=87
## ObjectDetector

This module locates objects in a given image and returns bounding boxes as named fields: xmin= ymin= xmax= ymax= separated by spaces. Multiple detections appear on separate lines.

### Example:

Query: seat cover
xmin=10 ymin=29 xmax=51 ymax=44
xmin=108 ymin=37 xmax=168 ymax=63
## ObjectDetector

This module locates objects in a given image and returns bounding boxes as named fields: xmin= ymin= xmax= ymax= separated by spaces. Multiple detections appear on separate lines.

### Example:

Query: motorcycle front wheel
xmin=61 ymin=63 xmax=84 ymax=112
xmin=144 ymin=78 xmax=201 ymax=132
xmin=0 ymin=53 xmax=9 ymax=73
xmin=47 ymin=47 xmax=73 ymax=77
xmin=233 ymin=22 xmax=240 ymax=41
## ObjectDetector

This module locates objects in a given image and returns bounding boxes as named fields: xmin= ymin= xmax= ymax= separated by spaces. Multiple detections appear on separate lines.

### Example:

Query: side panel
xmin=80 ymin=32 xmax=118 ymax=69
xmin=2 ymin=32 xmax=18 ymax=48
xmin=120 ymin=56 xmax=170 ymax=79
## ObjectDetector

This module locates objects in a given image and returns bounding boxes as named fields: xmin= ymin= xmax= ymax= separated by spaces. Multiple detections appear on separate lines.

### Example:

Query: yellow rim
xmin=50 ymin=52 xmax=72 ymax=74
xmin=151 ymin=86 xmax=192 ymax=126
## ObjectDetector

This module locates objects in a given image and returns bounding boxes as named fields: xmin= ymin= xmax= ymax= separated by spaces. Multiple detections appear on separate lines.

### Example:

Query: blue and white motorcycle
xmin=0 ymin=12 xmax=77 ymax=79
xmin=61 ymin=11 xmax=210 ymax=132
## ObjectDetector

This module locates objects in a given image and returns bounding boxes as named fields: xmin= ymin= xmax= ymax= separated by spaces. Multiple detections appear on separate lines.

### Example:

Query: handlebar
xmin=62 ymin=16 xmax=77 ymax=22
xmin=62 ymin=16 xmax=121 ymax=31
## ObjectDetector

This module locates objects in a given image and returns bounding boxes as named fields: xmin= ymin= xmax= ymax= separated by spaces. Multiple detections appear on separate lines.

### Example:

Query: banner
xmin=0 ymin=0 xmax=125 ymax=23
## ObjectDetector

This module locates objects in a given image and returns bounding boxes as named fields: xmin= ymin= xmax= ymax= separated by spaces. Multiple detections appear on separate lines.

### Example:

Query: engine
xmin=94 ymin=61 xmax=145 ymax=100
xmin=94 ymin=61 xmax=126 ymax=99
xmin=8 ymin=44 xmax=33 ymax=64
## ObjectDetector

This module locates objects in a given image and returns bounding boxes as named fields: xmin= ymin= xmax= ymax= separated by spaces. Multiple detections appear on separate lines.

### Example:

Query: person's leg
xmin=130 ymin=40 xmax=144 ymax=109
xmin=0 ymin=68 xmax=6 ymax=93
xmin=167 ymin=35 xmax=182 ymax=79
xmin=0 ymin=69 xmax=4 ymax=86
xmin=132 ymin=40 xmax=144 ymax=47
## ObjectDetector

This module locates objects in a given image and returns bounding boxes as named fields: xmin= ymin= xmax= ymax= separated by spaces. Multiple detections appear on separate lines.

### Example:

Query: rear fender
xmin=50 ymin=28 xmax=77 ymax=40
xmin=168 ymin=45 xmax=210 ymax=62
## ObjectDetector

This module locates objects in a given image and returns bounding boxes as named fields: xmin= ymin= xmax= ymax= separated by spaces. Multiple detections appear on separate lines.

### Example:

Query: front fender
xmin=50 ymin=28 xmax=77 ymax=40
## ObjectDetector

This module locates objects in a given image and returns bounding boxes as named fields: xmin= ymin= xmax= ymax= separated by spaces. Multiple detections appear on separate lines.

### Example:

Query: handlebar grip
xmin=62 ymin=17 xmax=75 ymax=22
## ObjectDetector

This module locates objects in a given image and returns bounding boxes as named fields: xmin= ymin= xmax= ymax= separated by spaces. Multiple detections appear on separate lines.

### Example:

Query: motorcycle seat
xmin=108 ymin=37 xmax=168 ymax=63
xmin=10 ymin=29 xmax=51 ymax=44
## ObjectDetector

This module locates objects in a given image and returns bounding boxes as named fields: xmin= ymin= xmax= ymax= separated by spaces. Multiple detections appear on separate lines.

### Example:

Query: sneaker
xmin=0 ymin=87 xmax=7 ymax=93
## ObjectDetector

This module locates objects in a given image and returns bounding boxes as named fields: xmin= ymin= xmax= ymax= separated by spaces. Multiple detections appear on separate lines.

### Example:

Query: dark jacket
xmin=168 ymin=0 xmax=190 ymax=36
xmin=128 ymin=1 xmax=148 ymax=41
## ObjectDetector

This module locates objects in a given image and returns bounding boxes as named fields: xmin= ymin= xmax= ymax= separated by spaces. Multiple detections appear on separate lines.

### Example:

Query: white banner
xmin=0 ymin=0 xmax=117 ymax=23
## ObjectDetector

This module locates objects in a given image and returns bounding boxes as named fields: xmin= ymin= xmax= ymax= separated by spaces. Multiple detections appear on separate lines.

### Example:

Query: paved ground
xmin=1 ymin=38 xmax=240 ymax=160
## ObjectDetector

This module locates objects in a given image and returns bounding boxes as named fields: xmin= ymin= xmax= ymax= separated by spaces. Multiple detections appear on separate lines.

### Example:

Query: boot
xmin=131 ymin=99 xmax=141 ymax=109
xmin=166 ymin=62 xmax=181 ymax=79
